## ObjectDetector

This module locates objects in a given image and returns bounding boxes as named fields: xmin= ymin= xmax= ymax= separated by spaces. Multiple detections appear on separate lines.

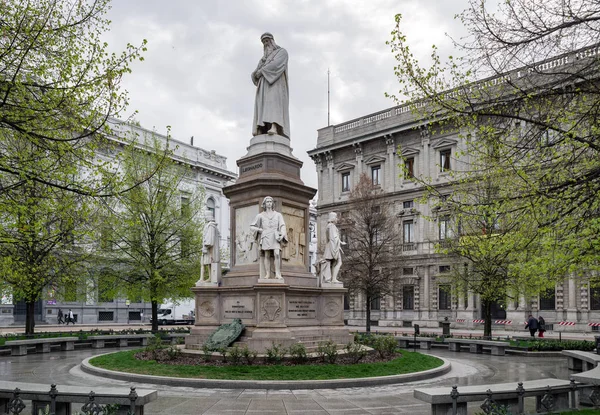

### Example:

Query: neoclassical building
xmin=308 ymin=73 xmax=599 ymax=334
xmin=0 ymin=120 xmax=237 ymax=325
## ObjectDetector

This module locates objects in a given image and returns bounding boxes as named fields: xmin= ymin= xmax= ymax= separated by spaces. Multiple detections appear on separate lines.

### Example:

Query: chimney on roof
xmin=190 ymin=136 xmax=194 ymax=146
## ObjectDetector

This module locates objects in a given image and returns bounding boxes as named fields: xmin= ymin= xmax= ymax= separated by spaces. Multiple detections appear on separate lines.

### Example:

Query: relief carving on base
xmin=324 ymin=300 xmax=341 ymax=318
xmin=199 ymin=300 xmax=216 ymax=318
xmin=262 ymin=296 xmax=282 ymax=321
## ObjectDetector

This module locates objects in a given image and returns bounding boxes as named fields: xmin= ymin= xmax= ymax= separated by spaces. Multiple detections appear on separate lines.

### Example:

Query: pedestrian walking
xmin=525 ymin=314 xmax=538 ymax=337
xmin=66 ymin=309 xmax=75 ymax=325
xmin=538 ymin=316 xmax=546 ymax=338
xmin=57 ymin=308 xmax=64 ymax=325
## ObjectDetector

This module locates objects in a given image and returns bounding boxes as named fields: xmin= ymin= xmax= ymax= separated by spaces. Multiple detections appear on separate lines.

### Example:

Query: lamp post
xmin=126 ymin=300 xmax=130 ymax=324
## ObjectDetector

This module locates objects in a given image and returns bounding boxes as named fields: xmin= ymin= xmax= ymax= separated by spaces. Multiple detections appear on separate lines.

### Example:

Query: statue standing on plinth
xmin=319 ymin=212 xmax=344 ymax=284
xmin=198 ymin=210 xmax=220 ymax=285
xmin=251 ymin=32 xmax=290 ymax=138
xmin=250 ymin=196 xmax=288 ymax=280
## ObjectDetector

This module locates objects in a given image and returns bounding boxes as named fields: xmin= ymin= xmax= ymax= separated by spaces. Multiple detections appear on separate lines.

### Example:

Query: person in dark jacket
xmin=525 ymin=314 xmax=538 ymax=337
xmin=538 ymin=316 xmax=546 ymax=338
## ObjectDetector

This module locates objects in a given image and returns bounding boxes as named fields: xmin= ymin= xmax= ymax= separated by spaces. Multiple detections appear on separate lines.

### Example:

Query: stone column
xmin=353 ymin=143 xmax=363 ymax=184
xmin=386 ymin=135 xmax=396 ymax=192
xmin=420 ymin=266 xmax=429 ymax=321
xmin=566 ymin=275 xmax=578 ymax=322
xmin=467 ymin=290 xmax=475 ymax=310
xmin=326 ymin=151 xmax=334 ymax=200
xmin=420 ymin=127 xmax=431 ymax=178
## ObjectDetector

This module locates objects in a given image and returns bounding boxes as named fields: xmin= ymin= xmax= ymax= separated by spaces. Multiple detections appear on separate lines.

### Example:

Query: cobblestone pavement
xmin=0 ymin=346 xmax=571 ymax=414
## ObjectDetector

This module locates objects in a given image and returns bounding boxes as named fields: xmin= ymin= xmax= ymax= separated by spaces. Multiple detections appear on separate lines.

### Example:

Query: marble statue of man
xmin=200 ymin=210 xmax=220 ymax=284
xmin=251 ymin=33 xmax=290 ymax=139
xmin=250 ymin=196 xmax=288 ymax=279
xmin=323 ymin=212 xmax=344 ymax=283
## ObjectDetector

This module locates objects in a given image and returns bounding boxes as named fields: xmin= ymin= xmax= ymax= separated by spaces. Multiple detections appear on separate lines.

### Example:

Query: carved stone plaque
xmin=223 ymin=297 xmax=254 ymax=319
xmin=234 ymin=204 xmax=259 ymax=266
xmin=287 ymin=297 xmax=317 ymax=319
xmin=324 ymin=300 xmax=341 ymax=318
xmin=198 ymin=300 xmax=216 ymax=317
xmin=281 ymin=205 xmax=306 ymax=267
xmin=262 ymin=296 xmax=281 ymax=321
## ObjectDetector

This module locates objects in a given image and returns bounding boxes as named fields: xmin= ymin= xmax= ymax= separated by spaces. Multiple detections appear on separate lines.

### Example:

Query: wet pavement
xmin=0 ymin=346 xmax=572 ymax=414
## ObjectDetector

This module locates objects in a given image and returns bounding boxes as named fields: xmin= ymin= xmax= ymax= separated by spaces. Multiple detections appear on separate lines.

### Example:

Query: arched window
xmin=206 ymin=198 xmax=215 ymax=219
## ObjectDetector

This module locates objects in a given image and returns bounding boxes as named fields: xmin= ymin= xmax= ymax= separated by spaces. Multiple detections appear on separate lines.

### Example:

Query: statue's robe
xmin=252 ymin=47 xmax=290 ymax=138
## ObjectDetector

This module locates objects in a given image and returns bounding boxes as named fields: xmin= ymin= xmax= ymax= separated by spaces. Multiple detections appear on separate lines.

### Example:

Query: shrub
xmin=242 ymin=345 xmax=258 ymax=365
xmin=372 ymin=335 xmax=397 ymax=359
xmin=145 ymin=335 xmax=164 ymax=360
xmin=165 ymin=345 xmax=180 ymax=360
xmin=201 ymin=344 xmax=213 ymax=362
xmin=288 ymin=343 xmax=308 ymax=364
xmin=218 ymin=347 xmax=227 ymax=363
xmin=229 ymin=345 xmax=243 ymax=365
xmin=317 ymin=340 xmax=338 ymax=364
xmin=265 ymin=342 xmax=286 ymax=364
xmin=345 ymin=342 xmax=368 ymax=364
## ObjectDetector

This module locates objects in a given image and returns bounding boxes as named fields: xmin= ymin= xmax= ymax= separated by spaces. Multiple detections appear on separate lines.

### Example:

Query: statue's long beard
xmin=263 ymin=45 xmax=275 ymax=58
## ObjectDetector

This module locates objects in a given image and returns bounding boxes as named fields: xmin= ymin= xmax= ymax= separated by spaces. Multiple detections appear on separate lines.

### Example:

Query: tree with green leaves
xmin=388 ymin=0 xmax=600 ymax=305
xmin=341 ymin=173 xmax=404 ymax=333
xmin=0 ymin=0 xmax=147 ymax=196
xmin=0 ymin=139 xmax=96 ymax=334
xmin=99 ymin=135 xmax=204 ymax=333
xmin=427 ymin=170 xmax=566 ymax=337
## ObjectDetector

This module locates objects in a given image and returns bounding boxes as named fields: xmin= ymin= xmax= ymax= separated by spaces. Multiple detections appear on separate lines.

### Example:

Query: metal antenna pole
xmin=327 ymin=68 xmax=330 ymax=126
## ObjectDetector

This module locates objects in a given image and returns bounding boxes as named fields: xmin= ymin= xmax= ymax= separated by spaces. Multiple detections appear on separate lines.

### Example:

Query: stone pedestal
xmin=185 ymin=134 xmax=353 ymax=353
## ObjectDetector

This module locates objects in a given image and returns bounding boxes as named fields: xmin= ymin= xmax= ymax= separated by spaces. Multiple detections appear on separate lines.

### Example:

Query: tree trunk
xmin=483 ymin=300 xmax=492 ymax=339
xmin=25 ymin=301 xmax=35 ymax=335
xmin=365 ymin=295 xmax=371 ymax=333
xmin=151 ymin=300 xmax=158 ymax=333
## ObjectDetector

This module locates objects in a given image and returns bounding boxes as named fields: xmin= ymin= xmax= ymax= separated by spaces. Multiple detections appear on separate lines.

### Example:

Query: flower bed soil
xmin=135 ymin=349 xmax=398 ymax=367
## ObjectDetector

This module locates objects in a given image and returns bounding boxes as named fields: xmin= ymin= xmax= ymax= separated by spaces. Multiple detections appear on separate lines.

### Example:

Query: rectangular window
xmin=181 ymin=196 xmax=190 ymax=217
xmin=373 ymin=227 xmax=381 ymax=245
xmin=403 ymin=286 xmax=414 ymax=310
xmin=97 ymin=275 xmax=114 ymax=303
xmin=403 ymin=200 xmax=414 ymax=209
xmin=403 ymin=267 xmax=413 ymax=275
xmin=100 ymin=226 xmax=113 ymax=251
xmin=341 ymin=172 xmax=350 ymax=192
xmin=539 ymin=288 xmax=556 ymax=311
xmin=370 ymin=296 xmax=381 ymax=311
xmin=403 ymin=221 xmax=414 ymax=243
xmin=439 ymin=216 xmax=451 ymax=240
xmin=404 ymin=157 xmax=415 ymax=179
xmin=591 ymin=287 xmax=600 ymax=310
xmin=440 ymin=149 xmax=451 ymax=172
xmin=371 ymin=165 xmax=381 ymax=186
xmin=439 ymin=265 xmax=451 ymax=273
xmin=438 ymin=284 xmax=452 ymax=310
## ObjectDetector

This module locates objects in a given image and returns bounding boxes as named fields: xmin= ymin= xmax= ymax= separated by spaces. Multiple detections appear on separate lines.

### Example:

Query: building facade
xmin=0 ymin=120 xmax=237 ymax=326
xmin=308 ymin=101 xmax=599 ymax=333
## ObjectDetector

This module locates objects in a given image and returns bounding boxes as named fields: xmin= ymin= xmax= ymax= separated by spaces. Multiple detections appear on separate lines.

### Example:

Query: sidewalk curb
xmin=80 ymin=353 xmax=451 ymax=390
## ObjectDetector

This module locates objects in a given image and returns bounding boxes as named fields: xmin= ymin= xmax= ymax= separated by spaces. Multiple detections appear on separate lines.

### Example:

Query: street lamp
xmin=126 ymin=300 xmax=130 ymax=324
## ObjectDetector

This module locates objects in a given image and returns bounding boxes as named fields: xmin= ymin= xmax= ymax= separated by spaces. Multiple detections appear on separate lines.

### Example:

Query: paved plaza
xmin=0 ymin=345 xmax=572 ymax=414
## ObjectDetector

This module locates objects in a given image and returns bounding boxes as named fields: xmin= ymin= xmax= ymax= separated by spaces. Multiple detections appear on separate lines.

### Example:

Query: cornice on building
xmin=309 ymin=43 xmax=600 ymax=157
xmin=107 ymin=118 xmax=237 ymax=181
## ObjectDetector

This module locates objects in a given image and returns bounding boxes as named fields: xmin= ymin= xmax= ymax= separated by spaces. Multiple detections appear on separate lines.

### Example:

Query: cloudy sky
xmin=104 ymin=0 xmax=470 ymax=189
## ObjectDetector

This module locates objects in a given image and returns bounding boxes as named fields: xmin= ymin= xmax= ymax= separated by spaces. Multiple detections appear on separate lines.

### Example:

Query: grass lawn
xmin=89 ymin=350 xmax=444 ymax=380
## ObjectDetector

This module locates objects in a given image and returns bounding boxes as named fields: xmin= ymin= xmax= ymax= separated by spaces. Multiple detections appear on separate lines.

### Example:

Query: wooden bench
xmin=87 ymin=334 xmax=153 ymax=349
xmin=5 ymin=337 xmax=79 ymax=356
xmin=396 ymin=336 xmax=436 ymax=350
xmin=562 ymin=350 xmax=600 ymax=371
xmin=414 ymin=378 xmax=575 ymax=415
xmin=447 ymin=338 xmax=508 ymax=356
xmin=0 ymin=380 xmax=156 ymax=415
